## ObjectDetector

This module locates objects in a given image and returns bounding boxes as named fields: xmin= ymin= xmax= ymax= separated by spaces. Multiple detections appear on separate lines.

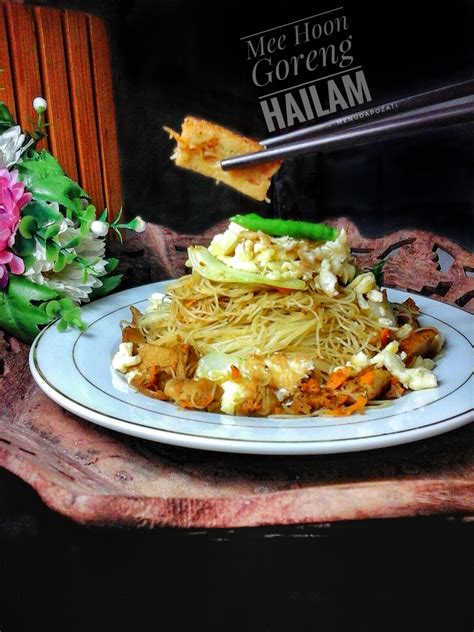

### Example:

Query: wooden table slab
xmin=1 ymin=220 xmax=473 ymax=528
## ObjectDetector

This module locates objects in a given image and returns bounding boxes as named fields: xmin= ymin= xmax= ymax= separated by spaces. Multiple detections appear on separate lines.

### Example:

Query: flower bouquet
xmin=0 ymin=98 xmax=144 ymax=343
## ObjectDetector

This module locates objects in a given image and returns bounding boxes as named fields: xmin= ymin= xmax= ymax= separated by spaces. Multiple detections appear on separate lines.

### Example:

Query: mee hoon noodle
xmin=139 ymin=275 xmax=382 ymax=376
xmin=112 ymin=216 xmax=444 ymax=417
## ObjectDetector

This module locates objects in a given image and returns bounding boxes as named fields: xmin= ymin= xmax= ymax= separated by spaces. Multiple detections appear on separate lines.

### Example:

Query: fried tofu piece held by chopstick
xmin=164 ymin=116 xmax=281 ymax=202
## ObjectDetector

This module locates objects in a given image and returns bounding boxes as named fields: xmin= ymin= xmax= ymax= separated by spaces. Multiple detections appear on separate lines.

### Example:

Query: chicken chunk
xmin=233 ymin=383 xmax=279 ymax=417
xmin=343 ymin=367 xmax=392 ymax=400
xmin=399 ymin=327 xmax=439 ymax=365
xmin=244 ymin=352 xmax=314 ymax=393
xmin=136 ymin=342 xmax=198 ymax=379
xmin=394 ymin=297 xmax=420 ymax=329
xmin=164 ymin=378 xmax=223 ymax=411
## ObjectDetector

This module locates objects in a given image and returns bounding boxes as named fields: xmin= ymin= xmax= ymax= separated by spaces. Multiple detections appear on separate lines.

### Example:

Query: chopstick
xmin=260 ymin=79 xmax=474 ymax=148
xmin=220 ymin=100 xmax=474 ymax=170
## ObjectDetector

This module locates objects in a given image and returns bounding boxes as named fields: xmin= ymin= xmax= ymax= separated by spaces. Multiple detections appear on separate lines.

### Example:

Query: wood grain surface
xmin=0 ymin=220 xmax=472 ymax=528
xmin=63 ymin=10 xmax=105 ymax=211
xmin=0 ymin=2 xmax=122 ymax=217
xmin=4 ymin=3 xmax=47 ymax=152
xmin=88 ymin=14 xmax=123 ymax=217
xmin=0 ymin=4 xmax=16 ymax=120
xmin=34 ymin=6 xmax=79 ymax=180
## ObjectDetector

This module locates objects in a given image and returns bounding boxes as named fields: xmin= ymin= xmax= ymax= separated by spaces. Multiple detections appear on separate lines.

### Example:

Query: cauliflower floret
xmin=347 ymin=351 xmax=371 ymax=372
xmin=367 ymin=289 xmax=383 ymax=302
xmin=273 ymin=235 xmax=299 ymax=250
xmin=347 ymin=272 xmax=380 ymax=310
xmin=395 ymin=324 xmax=413 ymax=340
xmin=348 ymin=271 xmax=376 ymax=295
xmin=242 ymin=352 xmax=314 ymax=394
xmin=220 ymin=380 xmax=251 ymax=415
xmin=219 ymin=255 xmax=259 ymax=273
xmin=370 ymin=341 xmax=438 ymax=390
xmin=317 ymin=258 xmax=338 ymax=297
xmin=112 ymin=343 xmax=141 ymax=373
xmin=411 ymin=356 xmax=436 ymax=370
xmin=207 ymin=225 xmax=356 ymax=297
xmin=433 ymin=332 xmax=445 ymax=353
xmin=208 ymin=222 xmax=244 ymax=256
xmin=145 ymin=292 xmax=164 ymax=313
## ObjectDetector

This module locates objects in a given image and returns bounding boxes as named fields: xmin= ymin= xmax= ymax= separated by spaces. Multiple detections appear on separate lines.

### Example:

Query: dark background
xmin=29 ymin=0 xmax=474 ymax=247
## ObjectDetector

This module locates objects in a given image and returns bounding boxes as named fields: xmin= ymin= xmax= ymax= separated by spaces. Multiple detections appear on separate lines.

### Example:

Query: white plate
xmin=29 ymin=281 xmax=473 ymax=455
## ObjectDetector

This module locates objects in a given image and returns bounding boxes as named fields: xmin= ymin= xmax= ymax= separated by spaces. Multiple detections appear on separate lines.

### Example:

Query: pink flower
xmin=0 ymin=168 xmax=31 ymax=288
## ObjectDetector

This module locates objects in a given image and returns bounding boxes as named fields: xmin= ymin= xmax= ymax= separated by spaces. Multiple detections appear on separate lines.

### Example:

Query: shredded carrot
xmin=273 ymin=286 xmax=291 ymax=294
xmin=147 ymin=365 xmax=161 ymax=386
xmin=186 ymin=299 xmax=196 ymax=307
xmin=325 ymin=367 xmax=352 ymax=390
xmin=326 ymin=396 xmax=368 ymax=417
xmin=359 ymin=368 xmax=375 ymax=386
xmin=380 ymin=328 xmax=391 ymax=347
xmin=301 ymin=378 xmax=320 ymax=393
xmin=230 ymin=365 xmax=241 ymax=379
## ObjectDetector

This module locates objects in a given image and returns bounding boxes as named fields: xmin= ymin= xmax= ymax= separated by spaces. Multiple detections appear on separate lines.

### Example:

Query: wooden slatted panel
xmin=5 ymin=3 xmax=47 ymax=150
xmin=62 ymin=10 xmax=105 ymax=210
xmin=1 ymin=2 xmax=122 ymax=217
xmin=88 ymin=15 xmax=122 ymax=219
xmin=33 ymin=6 xmax=78 ymax=181
xmin=0 ymin=4 xmax=16 ymax=119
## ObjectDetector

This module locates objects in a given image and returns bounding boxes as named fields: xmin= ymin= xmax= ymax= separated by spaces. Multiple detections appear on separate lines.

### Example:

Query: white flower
xmin=43 ymin=263 xmax=104 ymax=302
xmin=33 ymin=97 xmax=47 ymax=113
xmin=90 ymin=220 xmax=109 ymax=237
xmin=130 ymin=216 xmax=146 ymax=232
xmin=0 ymin=125 xmax=34 ymax=169
xmin=24 ymin=218 xmax=108 ymax=303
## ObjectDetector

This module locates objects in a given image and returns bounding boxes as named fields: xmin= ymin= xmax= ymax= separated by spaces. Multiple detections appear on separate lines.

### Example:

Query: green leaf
xmin=84 ymin=205 xmax=96 ymax=220
xmin=19 ymin=215 xmax=38 ymax=239
xmin=369 ymin=259 xmax=387 ymax=286
xmin=53 ymin=251 xmax=67 ymax=273
xmin=56 ymin=319 xmax=68 ymax=333
xmin=45 ymin=300 xmax=61 ymax=318
xmin=11 ymin=232 xmax=36 ymax=257
xmin=17 ymin=150 xmax=88 ymax=212
xmin=58 ymin=298 xmax=75 ymax=310
xmin=111 ymin=208 xmax=123 ymax=225
xmin=73 ymin=197 xmax=84 ymax=213
xmin=21 ymin=199 xmax=63 ymax=228
xmin=113 ymin=227 xmax=123 ymax=244
xmin=64 ymin=251 xmax=77 ymax=265
xmin=88 ymin=274 xmax=122 ymax=300
xmin=43 ymin=223 xmax=61 ymax=240
xmin=0 ymin=102 xmax=15 ymax=133
xmin=98 ymin=209 xmax=108 ymax=222
xmin=62 ymin=235 xmax=82 ymax=249
xmin=0 ymin=276 xmax=59 ymax=342
xmin=21 ymin=254 xmax=36 ymax=270
xmin=46 ymin=240 xmax=59 ymax=262
xmin=77 ymin=204 xmax=95 ymax=237
xmin=105 ymin=257 xmax=119 ymax=273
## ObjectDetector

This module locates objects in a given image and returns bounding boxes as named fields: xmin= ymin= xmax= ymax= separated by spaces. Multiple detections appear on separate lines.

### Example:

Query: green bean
xmin=230 ymin=213 xmax=338 ymax=242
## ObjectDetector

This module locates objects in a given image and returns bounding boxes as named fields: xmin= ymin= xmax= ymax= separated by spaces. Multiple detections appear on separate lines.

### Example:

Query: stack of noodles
xmin=113 ymin=215 xmax=443 ymax=417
